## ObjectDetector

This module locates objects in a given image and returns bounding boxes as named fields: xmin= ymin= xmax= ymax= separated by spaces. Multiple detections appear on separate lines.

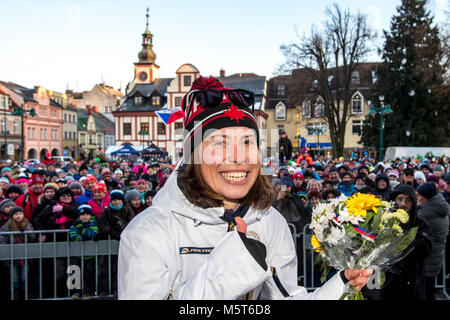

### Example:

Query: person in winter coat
xmin=0 ymin=199 xmax=15 ymax=228
xmin=374 ymin=173 xmax=391 ymax=201
xmin=15 ymin=174 xmax=44 ymax=223
xmin=0 ymin=206 xmax=36 ymax=299
xmin=144 ymin=190 xmax=157 ymax=208
xmin=416 ymin=182 xmax=450 ymax=300
xmin=4 ymin=185 xmax=23 ymax=202
xmin=31 ymin=182 xmax=59 ymax=224
xmin=132 ymin=159 xmax=146 ymax=176
xmin=278 ymin=130 xmax=293 ymax=165
xmin=118 ymin=76 xmax=372 ymax=300
xmin=362 ymin=184 xmax=432 ymax=300
xmin=273 ymin=174 xmax=303 ymax=232
xmin=88 ymin=183 xmax=110 ymax=219
xmin=98 ymin=190 xmax=134 ymax=297
xmin=67 ymin=180 xmax=84 ymax=202
xmin=336 ymin=171 xmax=357 ymax=197
xmin=33 ymin=187 xmax=78 ymax=242
xmin=75 ymin=174 xmax=97 ymax=205
xmin=124 ymin=189 xmax=145 ymax=216
xmin=69 ymin=204 xmax=99 ymax=300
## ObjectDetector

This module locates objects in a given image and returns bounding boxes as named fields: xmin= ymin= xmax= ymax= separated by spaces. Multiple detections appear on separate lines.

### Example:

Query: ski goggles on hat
xmin=183 ymin=89 xmax=255 ymax=116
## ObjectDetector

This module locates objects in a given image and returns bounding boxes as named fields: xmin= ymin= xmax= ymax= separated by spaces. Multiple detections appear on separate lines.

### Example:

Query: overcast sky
xmin=0 ymin=0 xmax=448 ymax=93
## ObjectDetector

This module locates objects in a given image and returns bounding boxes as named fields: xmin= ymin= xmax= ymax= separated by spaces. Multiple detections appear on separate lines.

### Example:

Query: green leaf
xmin=371 ymin=207 xmax=383 ymax=235
xmin=397 ymin=226 xmax=418 ymax=252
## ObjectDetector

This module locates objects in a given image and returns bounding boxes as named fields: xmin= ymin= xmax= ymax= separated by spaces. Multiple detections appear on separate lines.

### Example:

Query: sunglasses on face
xmin=184 ymin=89 xmax=255 ymax=118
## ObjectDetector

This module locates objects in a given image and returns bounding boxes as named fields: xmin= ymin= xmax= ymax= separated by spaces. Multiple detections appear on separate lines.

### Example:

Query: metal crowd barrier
xmin=288 ymin=223 xmax=450 ymax=300
xmin=0 ymin=230 xmax=119 ymax=300
xmin=0 ymin=227 xmax=449 ymax=300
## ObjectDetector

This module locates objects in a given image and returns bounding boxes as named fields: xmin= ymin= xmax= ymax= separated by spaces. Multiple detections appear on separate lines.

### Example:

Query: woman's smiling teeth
xmin=220 ymin=171 xmax=248 ymax=182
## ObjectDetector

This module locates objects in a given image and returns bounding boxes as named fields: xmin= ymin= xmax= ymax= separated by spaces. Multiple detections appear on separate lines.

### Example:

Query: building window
xmin=157 ymin=123 xmax=166 ymax=135
xmin=1 ymin=118 xmax=6 ymax=132
xmin=123 ymin=123 xmax=132 ymax=135
xmin=275 ymin=102 xmax=286 ymax=121
xmin=55 ymin=129 xmax=58 ymax=140
xmin=351 ymin=92 xmax=364 ymax=114
xmin=351 ymin=71 xmax=360 ymax=85
xmin=134 ymin=96 xmax=144 ymax=106
xmin=184 ymin=75 xmax=191 ymax=87
xmin=303 ymin=100 xmax=311 ymax=118
xmin=174 ymin=122 xmax=183 ymax=131
xmin=32 ymin=128 xmax=36 ymax=139
xmin=152 ymin=96 xmax=160 ymax=106
xmin=40 ymin=128 xmax=43 ymax=140
xmin=140 ymin=123 xmax=149 ymax=134
xmin=28 ymin=127 xmax=32 ymax=139
xmin=352 ymin=120 xmax=367 ymax=135
xmin=307 ymin=122 xmax=327 ymax=136
xmin=64 ymin=114 xmax=67 ymax=122
xmin=97 ymin=134 xmax=102 ymax=144
xmin=277 ymin=84 xmax=286 ymax=96
xmin=175 ymin=97 xmax=182 ymax=107
xmin=44 ymin=128 xmax=47 ymax=140
xmin=371 ymin=70 xmax=377 ymax=84
xmin=65 ymin=131 xmax=67 ymax=140
xmin=0 ymin=96 xmax=6 ymax=108
xmin=89 ymin=134 xmax=93 ymax=145
xmin=315 ymin=97 xmax=324 ymax=117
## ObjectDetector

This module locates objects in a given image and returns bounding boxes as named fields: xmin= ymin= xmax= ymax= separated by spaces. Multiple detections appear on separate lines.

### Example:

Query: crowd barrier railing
xmin=0 ymin=227 xmax=448 ymax=300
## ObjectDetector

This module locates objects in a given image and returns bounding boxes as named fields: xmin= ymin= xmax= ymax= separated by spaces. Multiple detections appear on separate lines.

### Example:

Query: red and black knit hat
xmin=181 ymin=76 xmax=259 ymax=163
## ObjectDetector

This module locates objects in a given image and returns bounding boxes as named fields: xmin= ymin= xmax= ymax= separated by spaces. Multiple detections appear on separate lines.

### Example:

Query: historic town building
xmin=265 ymin=63 xmax=380 ymax=159
xmin=0 ymin=81 xmax=63 ymax=161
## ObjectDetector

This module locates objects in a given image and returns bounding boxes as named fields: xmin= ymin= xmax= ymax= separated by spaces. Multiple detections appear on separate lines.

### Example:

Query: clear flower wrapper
xmin=310 ymin=194 xmax=418 ymax=300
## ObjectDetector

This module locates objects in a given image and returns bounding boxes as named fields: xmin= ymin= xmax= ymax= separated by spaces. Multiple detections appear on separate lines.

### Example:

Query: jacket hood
xmin=375 ymin=173 xmax=390 ymax=192
xmin=389 ymin=184 xmax=418 ymax=227
xmin=151 ymin=161 xmax=265 ymax=226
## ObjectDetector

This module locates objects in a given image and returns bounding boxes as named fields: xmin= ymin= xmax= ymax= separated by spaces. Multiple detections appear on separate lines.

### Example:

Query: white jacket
xmin=118 ymin=164 xmax=347 ymax=300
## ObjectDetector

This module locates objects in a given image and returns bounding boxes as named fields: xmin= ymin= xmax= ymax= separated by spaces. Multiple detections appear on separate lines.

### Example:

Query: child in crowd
xmin=0 ymin=199 xmax=15 ymax=228
xmin=0 ymin=206 xmax=36 ymax=299
xmin=88 ymin=183 xmax=110 ymax=219
xmin=125 ymin=189 xmax=145 ymax=216
xmin=67 ymin=180 xmax=84 ymax=202
xmin=98 ymin=190 xmax=134 ymax=297
xmin=69 ymin=204 xmax=98 ymax=300
xmin=144 ymin=190 xmax=157 ymax=208
xmin=136 ymin=179 xmax=149 ymax=203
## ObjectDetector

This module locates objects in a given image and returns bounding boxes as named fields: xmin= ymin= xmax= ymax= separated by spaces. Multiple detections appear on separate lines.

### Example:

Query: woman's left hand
xmin=344 ymin=269 xmax=374 ymax=291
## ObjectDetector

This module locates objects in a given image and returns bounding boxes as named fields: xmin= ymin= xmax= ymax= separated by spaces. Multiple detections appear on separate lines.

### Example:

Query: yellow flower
xmin=311 ymin=235 xmax=324 ymax=253
xmin=394 ymin=209 xmax=409 ymax=224
xmin=345 ymin=193 xmax=382 ymax=218
xmin=392 ymin=224 xmax=403 ymax=234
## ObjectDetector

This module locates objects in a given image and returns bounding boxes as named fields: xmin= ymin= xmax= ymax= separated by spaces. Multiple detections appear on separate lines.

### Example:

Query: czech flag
xmin=155 ymin=107 xmax=184 ymax=125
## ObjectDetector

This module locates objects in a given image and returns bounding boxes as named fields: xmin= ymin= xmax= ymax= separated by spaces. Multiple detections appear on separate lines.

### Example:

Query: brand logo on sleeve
xmin=179 ymin=247 xmax=214 ymax=255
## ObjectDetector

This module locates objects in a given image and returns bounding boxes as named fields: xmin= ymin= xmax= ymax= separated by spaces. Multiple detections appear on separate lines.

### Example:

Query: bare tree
xmin=278 ymin=3 xmax=376 ymax=157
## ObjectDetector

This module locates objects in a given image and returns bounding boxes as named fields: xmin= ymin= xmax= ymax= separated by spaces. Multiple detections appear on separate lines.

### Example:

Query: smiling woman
xmin=118 ymin=76 xmax=373 ymax=300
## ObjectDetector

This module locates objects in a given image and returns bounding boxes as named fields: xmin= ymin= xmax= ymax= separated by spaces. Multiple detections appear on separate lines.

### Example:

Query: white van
xmin=384 ymin=146 xmax=450 ymax=161
xmin=53 ymin=156 xmax=74 ymax=166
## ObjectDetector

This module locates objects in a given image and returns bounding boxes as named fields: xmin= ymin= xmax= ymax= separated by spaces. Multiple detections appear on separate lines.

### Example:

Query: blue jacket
xmin=337 ymin=183 xmax=357 ymax=197
xmin=76 ymin=190 xmax=93 ymax=205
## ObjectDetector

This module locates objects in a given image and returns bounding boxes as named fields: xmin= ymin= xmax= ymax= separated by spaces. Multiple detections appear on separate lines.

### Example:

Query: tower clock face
xmin=139 ymin=72 xmax=148 ymax=81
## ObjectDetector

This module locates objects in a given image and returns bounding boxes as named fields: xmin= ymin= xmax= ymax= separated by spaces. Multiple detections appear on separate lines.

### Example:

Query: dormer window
xmin=315 ymin=97 xmax=324 ymax=117
xmin=134 ymin=96 xmax=144 ymax=106
xmin=303 ymin=100 xmax=311 ymax=118
xmin=275 ymin=102 xmax=286 ymax=121
xmin=152 ymin=96 xmax=160 ymax=106
xmin=371 ymin=70 xmax=377 ymax=84
xmin=351 ymin=92 xmax=364 ymax=114
xmin=184 ymin=76 xmax=192 ymax=87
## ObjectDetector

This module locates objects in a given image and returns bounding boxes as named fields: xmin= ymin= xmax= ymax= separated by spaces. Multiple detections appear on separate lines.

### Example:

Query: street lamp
xmin=138 ymin=130 xmax=149 ymax=148
xmin=311 ymin=127 xmax=324 ymax=159
xmin=11 ymin=105 xmax=36 ymax=163
xmin=368 ymin=96 xmax=393 ymax=161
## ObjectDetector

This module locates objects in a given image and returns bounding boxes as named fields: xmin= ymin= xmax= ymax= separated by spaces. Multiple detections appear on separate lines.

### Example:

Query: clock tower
xmin=134 ymin=8 xmax=159 ymax=84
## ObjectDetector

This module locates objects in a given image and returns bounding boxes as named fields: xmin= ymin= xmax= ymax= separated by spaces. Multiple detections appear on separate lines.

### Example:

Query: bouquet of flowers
xmin=310 ymin=193 xmax=418 ymax=300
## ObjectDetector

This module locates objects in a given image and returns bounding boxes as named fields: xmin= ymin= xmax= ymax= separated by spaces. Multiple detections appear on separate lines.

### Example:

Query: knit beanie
xmin=9 ymin=206 xmax=24 ymax=216
xmin=280 ymin=174 xmax=293 ymax=188
xmin=416 ymin=182 xmax=438 ymax=200
xmin=110 ymin=189 xmax=125 ymax=201
xmin=0 ymin=199 xmax=15 ymax=212
xmin=181 ymin=76 xmax=259 ymax=164
xmin=44 ymin=182 xmax=60 ymax=193
xmin=78 ymin=204 xmax=92 ymax=215
xmin=414 ymin=171 xmax=426 ymax=181
xmin=426 ymin=175 xmax=439 ymax=184
xmin=125 ymin=189 xmax=141 ymax=203
xmin=31 ymin=174 xmax=44 ymax=186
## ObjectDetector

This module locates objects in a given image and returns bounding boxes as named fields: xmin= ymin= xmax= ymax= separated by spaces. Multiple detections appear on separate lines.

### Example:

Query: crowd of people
xmin=269 ymin=148 xmax=450 ymax=300
xmin=0 ymin=154 xmax=173 ymax=300
xmin=0 ymin=148 xmax=449 ymax=300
